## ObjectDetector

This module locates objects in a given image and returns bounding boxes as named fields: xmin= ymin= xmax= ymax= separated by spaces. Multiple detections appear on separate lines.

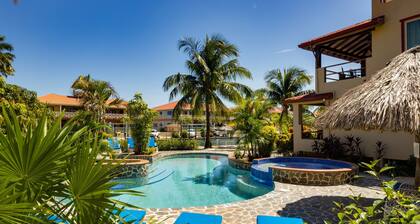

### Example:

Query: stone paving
xmin=141 ymin=150 xmax=385 ymax=224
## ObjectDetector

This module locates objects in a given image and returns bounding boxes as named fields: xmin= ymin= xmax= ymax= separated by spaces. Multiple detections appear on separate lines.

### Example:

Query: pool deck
xmin=143 ymin=150 xmax=386 ymax=224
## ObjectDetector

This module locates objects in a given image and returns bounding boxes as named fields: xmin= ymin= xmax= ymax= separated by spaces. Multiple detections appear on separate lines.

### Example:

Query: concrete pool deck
xmin=140 ymin=150 xmax=385 ymax=223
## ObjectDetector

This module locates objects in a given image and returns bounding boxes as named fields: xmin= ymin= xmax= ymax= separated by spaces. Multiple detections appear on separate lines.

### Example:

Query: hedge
xmin=156 ymin=139 xmax=198 ymax=151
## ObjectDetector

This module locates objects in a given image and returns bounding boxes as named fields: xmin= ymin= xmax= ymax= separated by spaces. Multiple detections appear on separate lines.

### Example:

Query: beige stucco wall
xmin=368 ymin=0 xmax=420 ymax=75
xmin=292 ymin=102 xmax=415 ymax=160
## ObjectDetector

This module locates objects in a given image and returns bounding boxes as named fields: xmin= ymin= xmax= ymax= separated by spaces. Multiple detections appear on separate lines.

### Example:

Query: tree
xmin=163 ymin=34 xmax=252 ymax=148
xmin=263 ymin=67 xmax=311 ymax=121
xmin=127 ymin=93 xmax=157 ymax=154
xmin=71 ymin=75 xmax=121 ymax=123
xmin=233 ymin=93 xmax=278 ymax=160
xmin=0 ymin=77 xmax=52 ymax=130
xmin=0 ymin=35 xmax=15 ymax=77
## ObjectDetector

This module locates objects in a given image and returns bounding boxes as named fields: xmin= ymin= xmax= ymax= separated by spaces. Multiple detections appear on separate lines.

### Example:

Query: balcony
xmin=323 ymin=60 xmax=366 ymax=83
xmin=55 ymin=111 xmax=125 ymax=121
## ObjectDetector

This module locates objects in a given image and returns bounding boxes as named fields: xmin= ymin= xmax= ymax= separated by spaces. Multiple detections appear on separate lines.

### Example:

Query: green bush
xmin=119 ymin=139 xmax=128 ymax=153
xmin=157 ymin=139 xmax=198 ymax=151
xmin=180 ymin=130 xmax=188 ymax=138
xmin=171 ymin=132 xmax=180 ymax=138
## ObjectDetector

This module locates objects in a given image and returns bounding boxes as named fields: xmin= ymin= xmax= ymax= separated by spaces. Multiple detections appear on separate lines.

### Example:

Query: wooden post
xmin=415 ymin=134 xmax=420 ymax=188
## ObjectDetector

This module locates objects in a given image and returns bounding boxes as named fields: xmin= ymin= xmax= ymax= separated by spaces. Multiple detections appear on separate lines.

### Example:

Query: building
xmin=38 ymin=93 xmax=128 ymax=134
xmin=152 ymin=101 xmax=194 ymax=131
xmin=286 ymin=0 xmax=420 ymax=160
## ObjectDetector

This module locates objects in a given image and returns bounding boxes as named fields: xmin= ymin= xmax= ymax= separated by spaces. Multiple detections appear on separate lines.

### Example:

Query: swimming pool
xmin=113 ymin=153 xmax=272 ymax=208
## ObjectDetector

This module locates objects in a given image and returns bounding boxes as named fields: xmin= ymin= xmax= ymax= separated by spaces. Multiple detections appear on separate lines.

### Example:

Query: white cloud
xmin=274 ymin=48 xmax=296 ymax=54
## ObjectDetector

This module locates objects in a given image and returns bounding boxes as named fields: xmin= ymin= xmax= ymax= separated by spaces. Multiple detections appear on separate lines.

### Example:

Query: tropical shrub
xmin=171 ymin=132 xmax=180 ymax=138
xmin=0 ymin=107 xmax=142 ymax=224
xmin=328 ymin=160 xmax=420 ymax=224
xmin=233 ymin=94 xmax=279 ymax=161
xmin=312 ymin=135 xmax=346 ymax=159
xmin=180 ymin=130 xmax=188 ymax=138
xmin=277 ymin=133 xmax=293 ymax=153
xmin=156 ymin=139 xmax=198 ymax=151
xmin=127 ymin=93 xmax=157 ymax=154
xmin=119 ymin=139 xmax=128 ymax=153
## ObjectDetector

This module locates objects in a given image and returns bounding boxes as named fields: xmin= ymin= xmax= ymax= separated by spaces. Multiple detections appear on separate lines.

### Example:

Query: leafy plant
xmin=171 ymin=132 xmax=180 ymax=138
xmin=180 ymin=130 xmax=188 ymax=138
xmin=0 ymin=35 xmax=15 ymax=77
xmin=156 ymin=139 xmax=198 ymax=151
xmin=233 ymin=93 xmax=278 ymax=160
xmin=312 ymin=135 xmax=345 ymax=159
xmin=127 ymin=93 xmax=158 ymax=154
xmin=0 ymin=106 xmax=143 ymax=224
xmin=343 ymin=135 xmax=363 ymax=160
xmin=328 ymin=160 xmax=420 ymax=224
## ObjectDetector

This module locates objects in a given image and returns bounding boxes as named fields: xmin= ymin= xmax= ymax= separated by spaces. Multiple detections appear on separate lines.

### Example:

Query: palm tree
xmin=0 ymin=35 xmax=15 ymax=77
xmin=263 ymin=67 xmax=311 ymax=121
xmin=163 ymin=35 xmax=252 ymax=148
xmin=71 ymin=75 xmax=121 ymax=123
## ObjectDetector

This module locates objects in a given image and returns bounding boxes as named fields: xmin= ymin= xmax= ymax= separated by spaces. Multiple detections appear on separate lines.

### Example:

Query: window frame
xmin=400 ymin=14 xmax=420 ymax=51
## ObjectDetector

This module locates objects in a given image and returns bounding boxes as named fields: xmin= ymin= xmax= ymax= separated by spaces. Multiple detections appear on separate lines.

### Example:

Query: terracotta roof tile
xmin=38 ymin=93 xmax=126 ymax=108
xmin=284 ymin=92 xmax=334 ymax=104
xmin=152 ymin=101 xmax=191 ymax=111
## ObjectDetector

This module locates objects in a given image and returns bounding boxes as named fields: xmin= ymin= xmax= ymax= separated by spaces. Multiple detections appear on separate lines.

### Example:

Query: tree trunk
xmin=204 ymin=102 xmax=212 ymax=148
xmin=415 ymin=134 xmax=420 ymax=188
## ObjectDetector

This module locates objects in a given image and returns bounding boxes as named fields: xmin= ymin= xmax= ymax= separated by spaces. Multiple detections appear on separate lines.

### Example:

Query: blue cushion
xmin=257 ymin=215 xmax=303 ymax=224
xmin=118 ymin=210 xmax=146 ymax=224
xmin=175 ymin=212 xmax=222 ymax=224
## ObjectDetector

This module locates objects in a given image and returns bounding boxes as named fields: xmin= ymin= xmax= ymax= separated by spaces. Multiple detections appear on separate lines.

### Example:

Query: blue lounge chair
xmin=257 ymin=215 xmax=303 ymax=224
xmin=148 ymin=136 xmax=157 ymax=147
xmin=127 ymin=137 xmax=135 ymax=149
xmin=174 ymin=212 xmax=222 ymax=224
xmin=117 ymin=209 xmax=146 ymax=224
xmin=108 ymin=138 xmax=121 ymax=150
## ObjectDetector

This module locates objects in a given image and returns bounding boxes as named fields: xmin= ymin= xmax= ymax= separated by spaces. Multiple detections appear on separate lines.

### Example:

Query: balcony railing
xmin=55 ymin=111 xmax=125 ymax=120
xmin=324 ymin=60 xmax=365 ymax=83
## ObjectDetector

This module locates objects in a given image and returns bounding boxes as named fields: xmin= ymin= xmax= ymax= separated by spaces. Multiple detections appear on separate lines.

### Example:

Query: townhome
xmin=286 ymin=0 xmax=420 ymax=160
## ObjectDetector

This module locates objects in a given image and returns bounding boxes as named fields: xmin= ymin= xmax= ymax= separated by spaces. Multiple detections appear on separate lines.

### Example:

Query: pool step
xmin=250 ymin=164 xmax=274 ymax=187
xmin=236 ymin=175 xmax=272 ymax=196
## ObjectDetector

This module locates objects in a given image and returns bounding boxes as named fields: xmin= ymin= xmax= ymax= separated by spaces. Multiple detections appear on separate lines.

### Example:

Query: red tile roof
xmin=152 ymin=101 xmax=191 ymax=111
xmin=284 ymin=92 xmax=334 ymax=104
xmin=298 ymin=16 xmax=385 ymax=49
xmin=38 ymin=93 xmax=127 ymax=108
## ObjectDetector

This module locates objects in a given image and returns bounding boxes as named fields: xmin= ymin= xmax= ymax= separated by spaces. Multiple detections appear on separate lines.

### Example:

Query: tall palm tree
xmin=263 ymin=67 xmax=311 ymax=121
xmin=71 ymin=75 xmax=121 ymax=123
xmin=163 ymin=35 xmax=252 ymax=148
xmin=0 ymin=35 xmax=15 ymax=77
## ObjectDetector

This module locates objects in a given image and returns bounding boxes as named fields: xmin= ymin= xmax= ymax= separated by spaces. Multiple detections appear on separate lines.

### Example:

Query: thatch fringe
xmin=316 ymin=46 xmax=420 ymax=135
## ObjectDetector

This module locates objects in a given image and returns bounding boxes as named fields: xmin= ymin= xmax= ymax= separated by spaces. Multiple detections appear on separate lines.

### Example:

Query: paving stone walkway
xmin=142 ymin=150 xmax=385 ymax=224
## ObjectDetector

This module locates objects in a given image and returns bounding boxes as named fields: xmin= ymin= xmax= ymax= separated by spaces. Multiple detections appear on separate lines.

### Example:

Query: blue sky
xmin=1 ymin=0 xmax=370 ymax=107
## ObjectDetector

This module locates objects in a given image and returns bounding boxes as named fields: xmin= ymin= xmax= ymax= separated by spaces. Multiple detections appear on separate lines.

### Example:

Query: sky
xmin=0 ymin=0 xmax=371 ymax=107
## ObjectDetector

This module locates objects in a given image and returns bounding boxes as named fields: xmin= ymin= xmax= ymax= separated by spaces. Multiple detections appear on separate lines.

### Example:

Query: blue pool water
xmin=113 ymin=154 xmax=272 ymax=208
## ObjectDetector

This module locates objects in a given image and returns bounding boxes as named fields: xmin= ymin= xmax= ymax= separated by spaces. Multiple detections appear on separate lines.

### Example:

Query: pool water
xmin=113 ymin=154 xmax=272 ymax=208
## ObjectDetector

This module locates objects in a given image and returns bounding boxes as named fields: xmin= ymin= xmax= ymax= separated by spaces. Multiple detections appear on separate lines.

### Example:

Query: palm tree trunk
xmin=205 ymin=102 xmax=212 ymax=148
xmin=415 ymin=134 xmax=420 ymax=188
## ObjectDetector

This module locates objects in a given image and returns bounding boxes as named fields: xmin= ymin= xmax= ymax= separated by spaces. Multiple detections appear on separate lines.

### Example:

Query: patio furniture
xmin=174 ymin=212 xmax=222 ymax=224
xmin=257 ymin=215 xmax=304 ymax=224
xmin=117 ymin=209 xmax=146 ymax=224
xmin=108 ymin=138 xmax=121 ymax=150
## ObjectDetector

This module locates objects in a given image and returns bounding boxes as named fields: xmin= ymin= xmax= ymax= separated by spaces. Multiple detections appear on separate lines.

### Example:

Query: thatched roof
xmin=316 ymin=46 xmax=420 ymax=135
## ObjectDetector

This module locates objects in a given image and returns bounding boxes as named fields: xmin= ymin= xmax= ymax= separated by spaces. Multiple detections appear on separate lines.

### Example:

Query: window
xmin=300 ymin=105 xmax=325 ymax=140
xmin=401 ymin=14 xmax=420 ymax=51
xmin=167 ymin=111 xmax=172 ymax=116
xmin=406 ymin=19 xmax=420 ymax=49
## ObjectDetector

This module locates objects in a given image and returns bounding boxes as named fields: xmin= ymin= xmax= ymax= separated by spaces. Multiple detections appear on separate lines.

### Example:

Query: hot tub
xmin=251 ymin=157 xmax=358 ymax=186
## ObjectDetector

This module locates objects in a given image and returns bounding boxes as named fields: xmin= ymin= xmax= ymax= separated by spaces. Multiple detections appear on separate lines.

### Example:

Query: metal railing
xmin=323 ymin=60 xmax=365 ymax=83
